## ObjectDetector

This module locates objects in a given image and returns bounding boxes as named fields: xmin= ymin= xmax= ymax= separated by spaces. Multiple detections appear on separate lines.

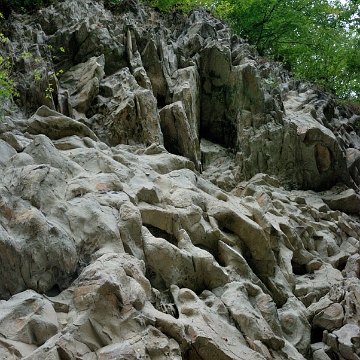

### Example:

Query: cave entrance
xmin=200 ymin=89 xmax=237 ymax=150
xmin=200 ymin=114 xmax=237 ymax=150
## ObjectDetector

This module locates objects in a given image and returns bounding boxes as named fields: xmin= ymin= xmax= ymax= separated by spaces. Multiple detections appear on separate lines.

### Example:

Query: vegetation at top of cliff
xmin=0 ymin=0 xmax=55 ymax=17
xmin=147 ymin=0 xmax=360 ymax=102
xmin=0 ymin=0 xmax=359 ymax=108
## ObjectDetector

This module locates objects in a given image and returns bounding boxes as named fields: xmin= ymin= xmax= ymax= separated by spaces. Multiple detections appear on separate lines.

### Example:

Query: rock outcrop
xmin=0 ymin=0 xmax=359 ymax=359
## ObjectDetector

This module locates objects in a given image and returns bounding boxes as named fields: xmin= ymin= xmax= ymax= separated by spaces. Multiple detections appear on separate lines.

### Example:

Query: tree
xmin=204 ymin=0 xmax=359 ymax=100
xmin=146 ymin=0 xmax=359 ymax=100
xmin=0 ymin=0 xmax=55 ymax=17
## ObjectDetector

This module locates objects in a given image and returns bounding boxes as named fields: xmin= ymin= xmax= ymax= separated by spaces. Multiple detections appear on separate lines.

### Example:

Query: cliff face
xmin=0 ymin=1 xmax=360 ymax=359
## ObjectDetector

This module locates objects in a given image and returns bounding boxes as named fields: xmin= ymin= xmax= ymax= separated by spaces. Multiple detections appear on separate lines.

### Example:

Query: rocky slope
xmin=0 ymin=0 xmax=360 ymax=359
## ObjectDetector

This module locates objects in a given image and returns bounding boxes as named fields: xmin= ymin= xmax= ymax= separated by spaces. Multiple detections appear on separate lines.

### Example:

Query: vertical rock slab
xmin=90 ymin=68 xmax=163 ymax=146
xmin=59 ymin=55 xmax=105 ymax=118
xmin=160 ymin=65 xmax=201 ymax=169
xmin=159 ymin=101 xmax=199 ymax=169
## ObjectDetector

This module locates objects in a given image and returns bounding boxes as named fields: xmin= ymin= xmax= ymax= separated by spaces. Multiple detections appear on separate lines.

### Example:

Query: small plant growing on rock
xmin=0 ymin=55 xmax=19 ymax=119
xmin=0 ymin=15 xmax=19 ymax=120
xmin=0 ymin=30 xmax=66 ymax=114
xmin=0 ymin=0 xmax=56 ymax=18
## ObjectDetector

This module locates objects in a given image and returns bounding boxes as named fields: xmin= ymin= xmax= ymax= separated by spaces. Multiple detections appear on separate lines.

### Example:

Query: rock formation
xmin=0 ymin=0 xmax=360 ymax=359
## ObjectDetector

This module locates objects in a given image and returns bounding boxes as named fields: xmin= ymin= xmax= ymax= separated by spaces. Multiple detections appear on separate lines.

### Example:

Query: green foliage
xmin=26 ymin=47 xmax=65 ymax=100
xmin=141 ymin=0 xmax=359 ymax=101
xmin=0 ymin=0 xmax=55 ymax=17
xmin=0 ymin=19 xmax=65 ymax=118
xmin=147 ymin=0 xmax=202 ymax=13
xmin=0 ymin=55 xmax=19 ymax=120
xmin=208 ymin=0 xmax=360 ymax=100
xmin=0 ymin=13 xmax=18 ymax=119
xmin=33 ymin=68 xmax=40 ymax=80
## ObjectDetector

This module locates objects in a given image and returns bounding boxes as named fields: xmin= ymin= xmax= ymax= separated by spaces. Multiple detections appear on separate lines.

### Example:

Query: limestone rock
xmin=22 ymin=134 xmax=84 ymax=177
xmin=278 ymin=297 xmax=311 ymax=355
xmin=0 ymin=197 xmax=77 ymax=299
xmin=333 ymin=324 xmax=360 ymax=360
xmin=344 ymin=254 xmax=360 ymax=278
xmin=346 ymin=148 xmax=360 ymax=185
xmin=0 ymin=290 xmax=59 ymax=346
xmin=89 ymin=67 xmax=163 ymax=147
xmin=0 ymin=0 xmax=359 ymax=359
xmin=143 ymin=227 xmax=228 ymax=293
xmin=294 ymin=265 xmax=343 ymax=307
xmin=311 ymin=343 xmax=332 ymax=360
xmin=160 ymin=101 xmax=200 ymax=170
xmin=321 ymin=188 xmax=360 ymax=213
xmin=59 ymin=55 xmax=105 ymax=116
xmin=219 ymin=282 xmax=284 ymax=351
xmin=171 ymin=285 xmax=266 ymax=360
xmin=313 ymin=303 xmax=344 ymax=331
xmin=343 ymin=278 xmax=360 ymax=325
xmin=0 ymin=139 xmax=17 ymax=169
xmin=26 ymin=106 xmax=98 ymax=141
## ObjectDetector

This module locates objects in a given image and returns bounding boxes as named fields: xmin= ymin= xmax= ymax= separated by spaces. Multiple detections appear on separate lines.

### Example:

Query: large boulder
xmin=0 ymin=290 xmax=59 ymax=346
xmin=26 ymin=106 xmax=98 ymax=141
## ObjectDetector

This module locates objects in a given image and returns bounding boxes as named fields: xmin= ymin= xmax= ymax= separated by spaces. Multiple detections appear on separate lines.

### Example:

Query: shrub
xmin=0 ymin=0 xmax=55 ymax=18
xmin=0 ymin=56 xmax=19 ymax=120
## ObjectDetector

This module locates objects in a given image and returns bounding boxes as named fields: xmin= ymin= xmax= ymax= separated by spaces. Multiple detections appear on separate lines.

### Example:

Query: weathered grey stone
xmin=220 ymin=282 xmax=285 ymax=351
xmin=27 ymin=106 xmax=98 ymax=141
xmin=313 ymin=303 xmax=344 ymax=331
xmin=159 ymin=101 xmax=200 ymax=169
xmin=0 ymin=193 xmax=77 ymax=299
xmin=171 ymin=285 xmax=266 ymax=360
xmin=343 ymin=279 xmax=360 ymax=325
xmin=89 ymin=68 xmax=163 ymax=147
xmin=278 ymin=297 xmax=311 ymax=355
xmin=143 ymin=227 xmax=228 ymax=293
xmin=321 ymin=188 xmax=360 ymax=213
xmin=333 ymin=324 xmax=360 ymax=360
xmin=0 ymin=290 xmax=59 ymax=346
xmin=346 ymin=148 xmax=360 ymax=185
xmin=0 ymin=0 xmax=360 ymax=359
xmin=65 ymin=172 xmax=123 ymax=200
xmin=0 ymin=132 xmax=25 ymax=152
xmin=344 ymin=254 xmax=360 ymax=278
xmin=294 ymin=265 xmax=343 ymax=306
xmin=0 ymin=139 xmax=17 ymax=169
xmin=311 ymin=344 xmax=332 ymax=360
xmin=23 ymin=134 xmax=84 ymax=177
xmin=59 ymin=55 xmax=105 ymax=116
xmin=55 ymin=333 xmax=95 ymax=360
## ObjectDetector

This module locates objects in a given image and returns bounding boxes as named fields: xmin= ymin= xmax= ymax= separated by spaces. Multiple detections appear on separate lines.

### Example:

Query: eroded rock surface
xmin=0 ymin=0 xmax=359 ymax=359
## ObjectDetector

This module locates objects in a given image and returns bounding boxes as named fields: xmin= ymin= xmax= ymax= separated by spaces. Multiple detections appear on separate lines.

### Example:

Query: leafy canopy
xmin=0 ymin=0 xmax=55 ymax=17
xmin=209 ymin=0 xmax=360 ymax=100
xmin=147 ymin=0 xmax=360 ymax=101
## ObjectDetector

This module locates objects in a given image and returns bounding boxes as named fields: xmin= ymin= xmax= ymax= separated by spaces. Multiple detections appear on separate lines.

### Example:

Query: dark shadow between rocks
xmin=291 ymin=260 xmax=308 ymax=276
xmin=311 ymin=325 xmax=324 ymax=344
xmin=144 ymin=224 xmax=178 ymax=246
xmin=45 ymin=284 xmax=62 ymax=297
